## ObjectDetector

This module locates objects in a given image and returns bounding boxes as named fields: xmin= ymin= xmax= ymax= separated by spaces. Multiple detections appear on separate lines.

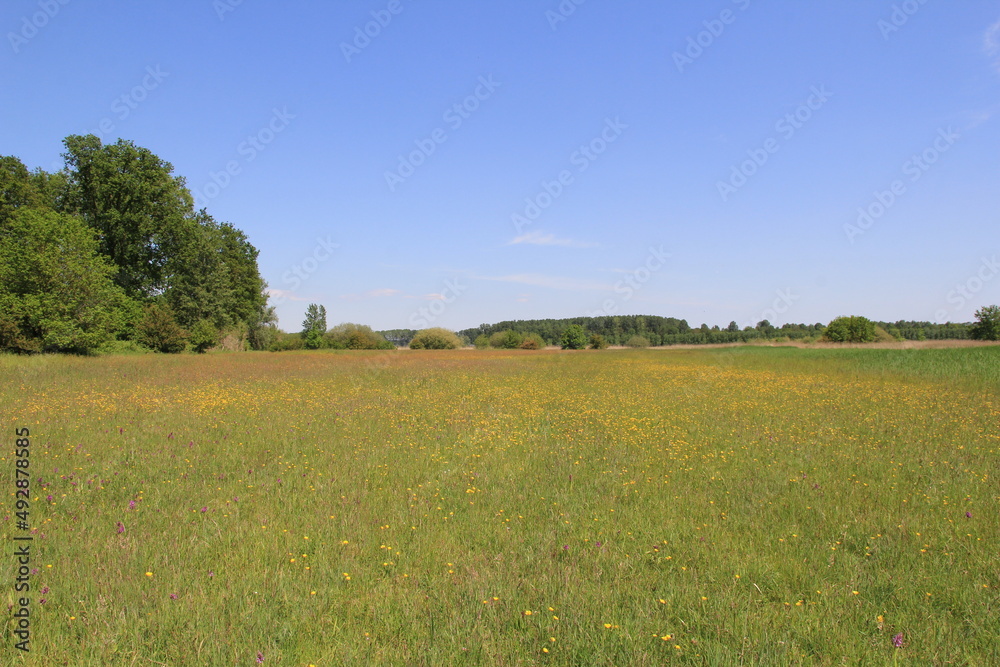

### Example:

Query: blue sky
xmin=3 ymin=1 xmax=999 ymax=331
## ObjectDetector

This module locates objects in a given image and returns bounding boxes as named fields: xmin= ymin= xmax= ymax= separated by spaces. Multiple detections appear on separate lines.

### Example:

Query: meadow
xmin=1 ymin=346 xmax=998 ymax=665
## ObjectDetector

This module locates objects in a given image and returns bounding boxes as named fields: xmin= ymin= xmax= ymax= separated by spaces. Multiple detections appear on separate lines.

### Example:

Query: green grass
xmin=1 ymin=348 xmax=998 ymax=665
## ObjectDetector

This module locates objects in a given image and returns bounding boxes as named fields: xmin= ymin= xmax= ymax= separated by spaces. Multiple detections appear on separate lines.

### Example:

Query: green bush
xmin=625 ymin=335 xmax=651 ymax=348
xmin=589 ymin=334 xmax=609 ymax=350
xmin=823 ymin=316 xmax=876 ymax=343
xmin=473 ymin=334 xmax=489 ymax=349
xmin=188 ymin=319 xmax=219 ymax=354
xmin=409 ymin=328 xmax=462 ymax=349
xmin=560 ymin=324 xmax=588 ymax=350
xmin=137 ymin=304 xmax=187 ymax=353
xmin=519 ymin=333 xmax=546 ymax=350
xmin=325 ymin=323 xmax=391 ymax=350
xmin=269 ymin=331 xmax=305 ymax=351
xmin=488 ymin=330 xmax=523 ymax=349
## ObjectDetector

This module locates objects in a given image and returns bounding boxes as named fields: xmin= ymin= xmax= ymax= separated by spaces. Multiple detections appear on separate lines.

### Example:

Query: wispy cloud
xmin=477 ymin=273 xmax=610 ymax=292
xmin=507 ymin=230 xmax=599 ymax=248
xmin=267 ymin=288 xmax=310 ymax=302
xmin=986 ymin=19 xmax=1000 ymax=71
xmin=403 ymin=293 xmax=448 ymax=301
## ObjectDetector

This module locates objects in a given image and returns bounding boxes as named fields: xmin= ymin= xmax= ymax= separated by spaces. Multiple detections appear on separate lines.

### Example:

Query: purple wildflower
xmin=966 ymin=512 xmax=972 ymax=518
xmin=41 ymin=587 xmax=49 ymax=595
xmin=200 ymin=506 xmax=208 ymax=513
xmin=170 ymin=593 xmax=178 ymax=600
xmin=892 ymin=632 xmax=904 ymax=648
xmin=256 ymin=651 xmax=264 ymax=663
xmin=46 ymin=495 xmax=53 ymax=502
xmin=116 ymin=522 xmax=125 ymax=534
xmin=128 ymin=500 xmax=136 ymax=510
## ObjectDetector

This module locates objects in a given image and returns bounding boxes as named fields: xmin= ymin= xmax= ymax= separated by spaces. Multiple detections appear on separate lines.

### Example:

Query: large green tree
xmin=61 ymin=135 xmax=194 ymax=299
xmin=302 ymin=304 xmax=328 ymax=349
xmin=970 ymin=305 xmax=1000 ymax=341
xmin=0 ymin=209 xmax=128 ymax=353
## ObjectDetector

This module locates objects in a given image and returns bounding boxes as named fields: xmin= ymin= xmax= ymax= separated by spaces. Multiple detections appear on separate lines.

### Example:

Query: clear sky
xmin=3 ymin=1 xmax=999 ymax=332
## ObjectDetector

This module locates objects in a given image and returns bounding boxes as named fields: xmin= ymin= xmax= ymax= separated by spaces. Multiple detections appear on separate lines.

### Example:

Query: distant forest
xmin=378 ymin=316 xmax=971 ymax=348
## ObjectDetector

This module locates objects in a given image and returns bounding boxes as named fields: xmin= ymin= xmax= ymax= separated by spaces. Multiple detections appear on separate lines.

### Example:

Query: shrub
xmin=625 ymin=335 xmax=651 ymax=348
xmin=873 ymin=326 xmax=897 ymax=343
xmin=473 ymin=334 xmax=489 ymax=349
xmin=589 ymin=334 xmax=608 ymax=350
xmin=137 ymin=304 xmax=187 ymax=353
xmin=560 ymin=324 xmax=588 ymax=350
xmin=269 ymin=331 xmax=304 ymax=351
xmin=325 ymin=323 xmax=390 ymax=350
xmin=519 ymin=333 xmax=546 ymax=350
xmin=488 ymin=330 xmax=523 ymax=349
xmin=823 ymin=316 xmax=876 ymax=343
xmin=409 ymin=328 xmax=462 ymax=349
xmin=188 ymin=319 xmax=218 ymax=354
xmin=970 ymin=305 xmax=1000 ymax=341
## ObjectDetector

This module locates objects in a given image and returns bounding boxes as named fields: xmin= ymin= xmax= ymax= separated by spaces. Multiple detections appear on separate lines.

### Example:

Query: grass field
xmin=2 ymin=347 xmax=998 ymax=665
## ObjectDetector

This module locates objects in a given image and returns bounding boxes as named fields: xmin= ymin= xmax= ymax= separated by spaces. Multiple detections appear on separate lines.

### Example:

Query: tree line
xmin=454 ymin=316 xmax=973 ymax=348
xmin=0 ymin=136 xmax=273 ymax=354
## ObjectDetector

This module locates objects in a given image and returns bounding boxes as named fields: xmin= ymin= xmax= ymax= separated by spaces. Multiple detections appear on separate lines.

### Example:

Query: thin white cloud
xmin=399 ymin=293 xmax=449 ymax=301
xmin=477 ymin=273 xmax=611 ymax=292
xmin=267 ymin=288 xmax=310 ymax=302
xmin=508 ymin=230 xmax=599 ymax=248
xmin=986 ymin=19 xmax=1000 ymax=71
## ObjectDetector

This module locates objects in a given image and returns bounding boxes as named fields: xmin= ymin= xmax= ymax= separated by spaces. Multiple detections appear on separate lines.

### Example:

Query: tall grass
xmin=1 ymin=348 xmax=997 ymax=665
